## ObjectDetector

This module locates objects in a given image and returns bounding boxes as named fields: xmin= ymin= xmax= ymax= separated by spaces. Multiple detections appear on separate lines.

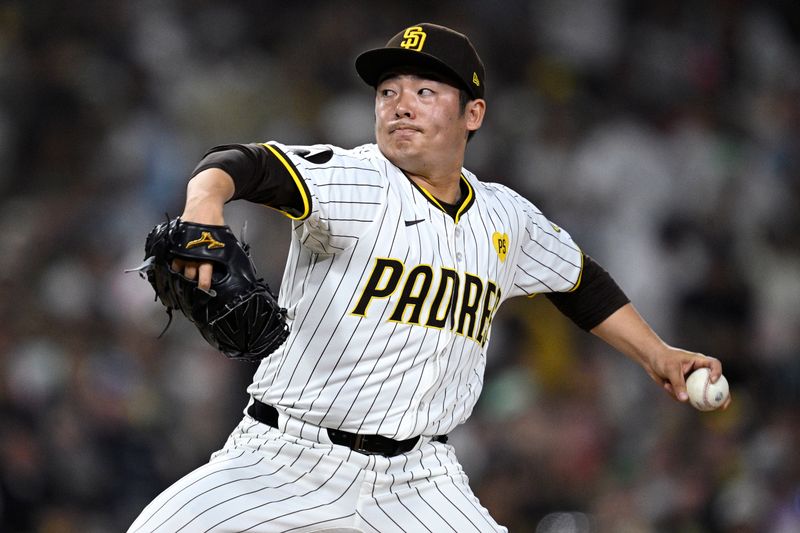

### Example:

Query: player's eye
xmin=379 ymin=88 xmax=396 ymax=97
xmin=418 ymin=87 xmax=434 ymax=96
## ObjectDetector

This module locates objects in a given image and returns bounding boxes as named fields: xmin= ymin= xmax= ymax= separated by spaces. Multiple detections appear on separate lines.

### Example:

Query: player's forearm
xmin=190 ymin=143 xmax=309 ymax=218
xmin=589 ymin=303 xmax=670 ymax=367
xmin=183 ymin=168 xmax=235 ymax=225
xmin=590 ymin=302 xmax=729 ymax=404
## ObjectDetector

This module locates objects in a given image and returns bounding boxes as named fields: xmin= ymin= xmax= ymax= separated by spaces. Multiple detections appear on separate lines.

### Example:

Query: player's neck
xmin=405 ymin=171 xmax=462 ymax=204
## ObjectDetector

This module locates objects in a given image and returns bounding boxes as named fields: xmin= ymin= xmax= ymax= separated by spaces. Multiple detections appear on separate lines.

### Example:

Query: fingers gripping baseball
xmin=651 ymin=348 xmax=730 ymax=409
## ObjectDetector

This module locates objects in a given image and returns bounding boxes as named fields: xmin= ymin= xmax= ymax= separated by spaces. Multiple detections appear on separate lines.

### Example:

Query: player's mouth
xmin=389 ymin=123 xmax=422 ymax=135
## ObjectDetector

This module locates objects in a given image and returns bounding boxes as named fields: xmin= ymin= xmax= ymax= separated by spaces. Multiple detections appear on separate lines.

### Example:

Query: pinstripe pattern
xmin=249 ymin=143 xmax=581 ymax=440
xmin=129 ymin=141 xmax=580 ymax=532
xmin=128 ymin=417 xmax=505 ymax=532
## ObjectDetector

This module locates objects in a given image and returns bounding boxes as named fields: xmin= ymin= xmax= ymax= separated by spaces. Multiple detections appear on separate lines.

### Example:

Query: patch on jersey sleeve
xmin=492 ymin=232 xmax=509 ymax=262
xmin=290 ymin=146 xmax=334 ymax=164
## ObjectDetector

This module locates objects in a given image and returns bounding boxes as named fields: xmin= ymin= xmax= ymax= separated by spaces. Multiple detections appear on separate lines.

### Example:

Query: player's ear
xmin=465 ymin=99 xmax=486 ymax=133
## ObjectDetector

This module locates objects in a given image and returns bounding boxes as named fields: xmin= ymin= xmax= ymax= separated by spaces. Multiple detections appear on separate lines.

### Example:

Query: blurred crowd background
xmin=1 ymin=1 xmax=798 ymax=532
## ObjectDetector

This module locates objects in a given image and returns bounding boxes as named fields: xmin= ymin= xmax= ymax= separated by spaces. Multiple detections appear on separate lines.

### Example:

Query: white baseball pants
xmin=127 ymin=415 xmax=506 ymax=532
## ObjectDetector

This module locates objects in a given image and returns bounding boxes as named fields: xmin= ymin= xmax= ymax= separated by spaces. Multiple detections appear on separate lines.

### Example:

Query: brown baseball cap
xmin=356 ymin=23 xmax=485 ymax=100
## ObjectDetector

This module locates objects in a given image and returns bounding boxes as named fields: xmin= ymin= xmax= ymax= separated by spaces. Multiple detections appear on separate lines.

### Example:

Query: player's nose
xmin=394 ymin=90 xmax=415 ymax=118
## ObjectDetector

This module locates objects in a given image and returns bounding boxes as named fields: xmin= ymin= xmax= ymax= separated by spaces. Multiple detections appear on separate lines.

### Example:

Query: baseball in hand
xmin=685 ymin=368 xmax=729 ymax=411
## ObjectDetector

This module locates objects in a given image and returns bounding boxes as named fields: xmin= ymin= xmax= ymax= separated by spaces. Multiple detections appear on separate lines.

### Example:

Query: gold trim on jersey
xmin=261 ymin=143 xmax=312 ymax=220
xmin=454 ymin=175 xmax=475 ymax=223
xmin=568 ymin=250 xmax=585 ymax=292
xmin=523 ymin=249 xmax=583 ymax=299
xmin=408 ymin=174 xmax=475 ymax=223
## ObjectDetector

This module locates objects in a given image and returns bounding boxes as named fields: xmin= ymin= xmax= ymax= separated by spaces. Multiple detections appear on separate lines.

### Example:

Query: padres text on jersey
xmin=248 ymin=142 xmax=582 ymax=440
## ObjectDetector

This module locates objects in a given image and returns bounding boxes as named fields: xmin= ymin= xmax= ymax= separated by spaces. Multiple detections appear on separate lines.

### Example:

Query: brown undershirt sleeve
xmin=190 ymin=143 xmax=311 ymax=219
xmin=545 ymin=254 xmax=630 ymax=331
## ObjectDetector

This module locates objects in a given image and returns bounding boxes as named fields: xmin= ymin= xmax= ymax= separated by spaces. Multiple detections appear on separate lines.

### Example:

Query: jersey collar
xmin=404 ymin=173 xmax=475 ymax=223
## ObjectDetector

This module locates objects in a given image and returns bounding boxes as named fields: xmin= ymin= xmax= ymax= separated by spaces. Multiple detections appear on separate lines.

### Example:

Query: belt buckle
xmin=352 ymin=434 xmax=387 ymax=455
xmin=352 ymin=434 xmax=367 ymax=452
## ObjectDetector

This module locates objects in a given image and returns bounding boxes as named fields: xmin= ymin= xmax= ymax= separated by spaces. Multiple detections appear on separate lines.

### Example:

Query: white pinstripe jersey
xmin=248 ymin=142 xmax=583 ymax=440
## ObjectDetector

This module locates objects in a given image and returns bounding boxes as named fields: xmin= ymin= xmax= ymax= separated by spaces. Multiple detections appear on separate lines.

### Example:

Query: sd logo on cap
xmin=356 ymin=23 xmax=486 ymax=100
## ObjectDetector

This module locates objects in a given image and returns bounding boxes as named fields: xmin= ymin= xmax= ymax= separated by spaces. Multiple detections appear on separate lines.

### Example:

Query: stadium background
xmin=0 ymin=1 xmax=798 ymax=531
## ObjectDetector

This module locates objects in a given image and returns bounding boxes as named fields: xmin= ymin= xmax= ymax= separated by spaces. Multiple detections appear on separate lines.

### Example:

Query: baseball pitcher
xmin=128 ymin=23 xmax=730 ymax=533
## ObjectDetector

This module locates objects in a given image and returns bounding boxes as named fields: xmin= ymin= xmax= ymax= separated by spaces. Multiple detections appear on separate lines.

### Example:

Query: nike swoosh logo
xmin=404 ymin=219 xmax=425 ymax=227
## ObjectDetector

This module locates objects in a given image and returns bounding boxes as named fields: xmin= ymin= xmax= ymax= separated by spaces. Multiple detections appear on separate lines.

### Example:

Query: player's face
xmin=374 ymin=73 xmax=484 ymax=178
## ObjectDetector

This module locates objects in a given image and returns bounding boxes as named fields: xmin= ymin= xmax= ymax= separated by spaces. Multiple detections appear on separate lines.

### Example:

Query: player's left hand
xmin=645 ymin=347 xmax=731 ymax=409
xmin=171 ymin=168 xmax=234 ymax=290
xmin=129 ymin=217 xmax=290 ymax=361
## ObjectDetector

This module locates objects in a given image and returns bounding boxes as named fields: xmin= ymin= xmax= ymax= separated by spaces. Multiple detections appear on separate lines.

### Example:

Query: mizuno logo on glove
xmin=186 ymin=231 xmax=226 ymax=250
xmin=132 ymin=217 xmax=289 ymax=362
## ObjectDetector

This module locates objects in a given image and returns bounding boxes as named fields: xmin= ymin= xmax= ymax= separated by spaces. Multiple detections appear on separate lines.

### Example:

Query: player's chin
xmin=379 ymin=140 xmax=419 ymax=162
xmin=383 ymin=131 xmax=414 ymax=144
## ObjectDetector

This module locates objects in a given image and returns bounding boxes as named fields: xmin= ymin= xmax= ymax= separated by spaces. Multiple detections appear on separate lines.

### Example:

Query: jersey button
xmin=456 ymin=252 xmax=463 ymax=262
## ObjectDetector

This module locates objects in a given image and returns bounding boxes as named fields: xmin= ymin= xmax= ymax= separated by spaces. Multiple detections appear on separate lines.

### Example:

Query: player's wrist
xmin=183 ymin=173 xmax=233 ymax=226
xmin=186 ymin=169 xmax=235 ymax=206
xmin=180 ymin=198 xmax=225 ymax=226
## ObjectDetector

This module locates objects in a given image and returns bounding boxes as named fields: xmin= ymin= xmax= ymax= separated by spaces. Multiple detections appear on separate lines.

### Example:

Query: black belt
xmin=247 ymin=400 xmax=447 ymax=457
